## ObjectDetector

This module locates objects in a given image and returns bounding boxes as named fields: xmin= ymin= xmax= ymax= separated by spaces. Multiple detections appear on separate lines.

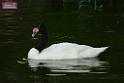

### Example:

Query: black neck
xmin=35 ymin=24 xmax=48 ymax=52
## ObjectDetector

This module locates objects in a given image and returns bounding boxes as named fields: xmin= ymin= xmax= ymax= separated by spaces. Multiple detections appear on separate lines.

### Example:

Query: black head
xmin=32 ymin=23 xmax=45 ymax=38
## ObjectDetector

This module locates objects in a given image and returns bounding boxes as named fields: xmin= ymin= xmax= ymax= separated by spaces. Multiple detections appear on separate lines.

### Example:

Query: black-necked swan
xmin=28 ymin=23 xmax=108 ymax=60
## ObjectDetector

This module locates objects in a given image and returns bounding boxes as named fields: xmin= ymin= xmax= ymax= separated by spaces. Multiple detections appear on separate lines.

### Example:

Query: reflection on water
xmin=28 ymin=58 xmax=109 ymax=74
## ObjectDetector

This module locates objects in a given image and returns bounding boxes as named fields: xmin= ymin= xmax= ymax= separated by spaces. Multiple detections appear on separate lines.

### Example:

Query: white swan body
xmin=28 ymin=42 xmax=108 ymax=60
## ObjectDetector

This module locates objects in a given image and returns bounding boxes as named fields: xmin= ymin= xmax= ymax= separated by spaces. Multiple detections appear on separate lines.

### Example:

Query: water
xmin=0 ymin=1 xmax=124 ymax=83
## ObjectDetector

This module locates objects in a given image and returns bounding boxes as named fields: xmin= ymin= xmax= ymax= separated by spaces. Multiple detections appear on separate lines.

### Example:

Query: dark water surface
xmin=0 ymin=1 xmax=124 ymax=83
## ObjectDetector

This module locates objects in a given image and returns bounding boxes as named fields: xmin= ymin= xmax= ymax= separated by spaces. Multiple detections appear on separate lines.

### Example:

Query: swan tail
xmin=95 ymin=47 xmax=108 ymax=53
xmin=80 ymin=47 xmax=109 ymax=58
xmin=91 ymin=47 xmax=109 ymax=57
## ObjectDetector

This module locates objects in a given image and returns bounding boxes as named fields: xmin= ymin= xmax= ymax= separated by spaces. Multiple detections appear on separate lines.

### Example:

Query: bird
xmin=28 ymin=23 xmax=108 ymax=60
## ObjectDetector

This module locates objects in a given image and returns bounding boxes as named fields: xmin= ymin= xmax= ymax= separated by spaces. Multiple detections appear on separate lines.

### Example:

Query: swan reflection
xmin=28 ymin=58 xmax=108 ymax=73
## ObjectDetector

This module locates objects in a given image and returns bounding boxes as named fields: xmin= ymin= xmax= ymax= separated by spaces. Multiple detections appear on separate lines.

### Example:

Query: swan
xmin=28 ymin=23 xmax=108 ymax=60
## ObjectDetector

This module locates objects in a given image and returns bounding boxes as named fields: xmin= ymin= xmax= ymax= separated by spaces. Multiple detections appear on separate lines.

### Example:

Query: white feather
xmin=28 ymin=42 xmax=108 ymax=60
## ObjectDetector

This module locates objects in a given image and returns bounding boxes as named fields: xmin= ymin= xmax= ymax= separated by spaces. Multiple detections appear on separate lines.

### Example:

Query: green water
xmin=0 ymin=0 xmax=124 ymax=83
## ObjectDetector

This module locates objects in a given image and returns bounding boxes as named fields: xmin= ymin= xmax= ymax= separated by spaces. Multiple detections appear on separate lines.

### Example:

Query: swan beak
xmin=32 ymin=32 xmax=37 ymax=37
xmin=32 ymin=27 xmax=39 ymax=37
